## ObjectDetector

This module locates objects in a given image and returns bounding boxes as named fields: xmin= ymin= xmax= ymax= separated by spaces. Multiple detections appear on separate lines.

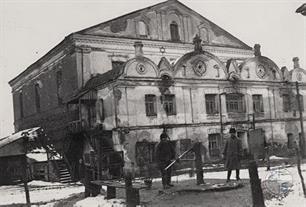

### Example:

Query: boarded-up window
xmin=145 ymin=95 xmax=157 ymax=116
xmin=208 ymin=134 xmax=221 ymax=157
xmin=200 ymin=27 xmax=208 ymax=42
xmin=180 ymin=139 xmax=193 ymax=159
xmin=162 ymin=94 xmax=176 ymax=115
xmin=135 ymin=141 xmax=156 ymax=166
xmin=226 ymin=93 xmax=245 ymax=113
xmin=287 ymin=133 xmax=294 ymax=149
xmin=205 ymin=94 xmax=219 ymax=114
xmin=138 ymin=21 xmax=147 ymax=37
xmin=34 ymin=83 xmax=41 ymax=112
xmin=252 ymin=94 xmax=264 ymax=113
xmin=170 ymin=21 xmax=180 ymax=42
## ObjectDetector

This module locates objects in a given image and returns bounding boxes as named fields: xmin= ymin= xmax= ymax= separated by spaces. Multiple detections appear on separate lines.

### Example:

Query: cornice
xmin=71 ymin=34 xmax=254 ymax=57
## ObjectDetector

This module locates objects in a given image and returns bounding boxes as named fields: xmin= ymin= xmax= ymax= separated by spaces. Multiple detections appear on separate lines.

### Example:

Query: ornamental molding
xmin=256 ymin=64 xmax=268 ymax=79
xmin=71 ymin=34 xmax=253 ymax=56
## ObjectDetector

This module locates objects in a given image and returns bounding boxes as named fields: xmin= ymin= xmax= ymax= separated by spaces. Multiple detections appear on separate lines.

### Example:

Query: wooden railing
xmin=67 ymin=119 xmax=88 ymax=134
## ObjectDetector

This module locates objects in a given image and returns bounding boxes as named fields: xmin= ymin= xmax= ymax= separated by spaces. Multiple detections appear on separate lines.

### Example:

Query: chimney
xmin=134 ymin=41 xmax=143 ymax=57
xmin=293 ymin=57 xmax=300 ymax=69
xmin=254 ymin=44 xmax=261 ymax=57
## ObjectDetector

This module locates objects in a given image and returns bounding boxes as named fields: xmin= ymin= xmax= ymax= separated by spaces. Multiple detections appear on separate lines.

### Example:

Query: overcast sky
xmin=0 ymin=0 xmax=305 ymax=137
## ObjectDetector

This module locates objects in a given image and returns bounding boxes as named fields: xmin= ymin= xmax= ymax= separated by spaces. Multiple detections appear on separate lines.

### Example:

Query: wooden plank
xmin=91 ymin=180 xmax=146 ymax=189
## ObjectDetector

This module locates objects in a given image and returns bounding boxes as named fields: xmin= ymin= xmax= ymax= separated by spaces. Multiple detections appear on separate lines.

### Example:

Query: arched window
xmin=170 ymin=21 xmax=180 ymax=42
xmin=35 ymin=83 xmax=41 ymax=112
xmin=200 ymin=27 xmax=209 ymax=42
xmin=138 ymin=21 xmax=147 ymax=37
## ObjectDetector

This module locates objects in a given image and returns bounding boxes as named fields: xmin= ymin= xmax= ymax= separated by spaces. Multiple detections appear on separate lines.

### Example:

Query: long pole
xmin=219 ymin=93 xmax=223 ymax=141
xmin=296 ymin=81 xmax=306 ymax=157
xmin=22 ymin=154 xmax=31 ymax=207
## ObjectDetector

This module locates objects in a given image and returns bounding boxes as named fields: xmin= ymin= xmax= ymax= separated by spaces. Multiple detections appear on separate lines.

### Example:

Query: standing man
xmin=223 ymin=128 xmax=242 ymax=182
xmin=190 ymin=139 xmax=208 ymax=185
xmin=156 ymin=130 xmax=175 ymax=189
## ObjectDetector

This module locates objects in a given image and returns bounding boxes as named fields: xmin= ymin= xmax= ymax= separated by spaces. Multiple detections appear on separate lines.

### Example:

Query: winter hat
xmin=160 ymin=132 xmax=168 ymax=140
xmin=229 ymin=128 xmax=236 ymax=134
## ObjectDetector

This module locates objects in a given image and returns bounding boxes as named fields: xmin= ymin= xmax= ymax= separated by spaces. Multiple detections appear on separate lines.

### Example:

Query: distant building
xmin=9 ymin=0 xmax=306 ymax=179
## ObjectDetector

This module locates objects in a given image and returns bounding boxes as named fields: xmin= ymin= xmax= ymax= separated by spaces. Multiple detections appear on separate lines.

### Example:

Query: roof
xmin=9 ymin=0 xmax=252 ymax=89
xmin=0 ymin=127 xmax=41 ymax=150
xmin=296 ymin=3 xmax=306 ymax=16
xmin=84 ymin=68 xmax=124 ymax=91
xmin=67 ymin=66 xmax=125 ymax=103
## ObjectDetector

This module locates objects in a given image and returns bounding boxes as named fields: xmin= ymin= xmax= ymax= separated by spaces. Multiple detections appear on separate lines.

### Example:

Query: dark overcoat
xmin=155 ymin=141 xmax=175 ymax=169
xmin=223 ymin=135 xmax=243 ymax=170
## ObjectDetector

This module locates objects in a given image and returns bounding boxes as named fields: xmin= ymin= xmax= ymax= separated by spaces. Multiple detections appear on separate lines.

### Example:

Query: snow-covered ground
xmin=0 ymin=180 xmax=84 ymax=206
xmin=0 ymin=163 xmax=305 ymax=206
xmin=73 ymin=195 xmax=124 ymax=207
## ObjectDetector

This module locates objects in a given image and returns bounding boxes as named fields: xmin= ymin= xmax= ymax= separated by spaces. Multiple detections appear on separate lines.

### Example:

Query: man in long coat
xmin=156 ymin=131 xmax=175 ymax=189
xmin=223 ymin=128 xmax=242 ymax=182
xmin=190 ymin=140 xmax=208 ymax=185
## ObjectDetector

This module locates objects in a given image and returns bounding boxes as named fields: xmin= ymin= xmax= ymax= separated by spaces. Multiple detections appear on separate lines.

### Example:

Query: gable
xmin=77 ymin=0 xmax=251 ymax=50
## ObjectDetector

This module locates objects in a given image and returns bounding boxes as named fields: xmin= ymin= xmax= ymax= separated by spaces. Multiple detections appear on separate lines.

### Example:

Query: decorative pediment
xmin=239 ymin=45 xmax=281 ymax=81
xmin=124 ymin=56 xmax=158 ymax=78
xmin=174 ymin=36 xmax=226 ymax=79
xmin=76 ymin=0 xmax=251 ymax=50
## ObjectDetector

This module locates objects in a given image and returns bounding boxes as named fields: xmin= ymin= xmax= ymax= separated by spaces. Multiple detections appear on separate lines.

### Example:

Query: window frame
xmin=135 ymin=141 xmax=157 ymax=165
xmin=162 ymin=94 xmax=176 ymax=116
xmin=208 ymin=133 xmax=222 ymax=157
xmin=145 ymin=94 xmax=157 ymax=116
xmin=138 ymin=21 xmax=148 ymax=37
xmin=170 ymin=21 xmax=180 ymax=42
xmin=205 ymin=94 xmax=219 ymax=115
xmin=252 ymin=94 xmax=264 ymax=113
xmin=226 ymin=93 xmax=245 ymax=113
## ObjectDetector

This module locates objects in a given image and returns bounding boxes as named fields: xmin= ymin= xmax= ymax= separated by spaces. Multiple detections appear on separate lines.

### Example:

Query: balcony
xmin=67 ymin=119 xmax=88 ymax=134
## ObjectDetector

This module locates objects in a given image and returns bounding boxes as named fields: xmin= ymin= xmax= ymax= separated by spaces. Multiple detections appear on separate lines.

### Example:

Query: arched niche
xmin=173 ymin=51 xmax=226 ymax=79
xmin=166 ymin=10 xmax=183 ymax=42
xmin=240 ymin=57 xmax=281 ymax=81
xmin=124 ymin=57 xmax=158 ymax=78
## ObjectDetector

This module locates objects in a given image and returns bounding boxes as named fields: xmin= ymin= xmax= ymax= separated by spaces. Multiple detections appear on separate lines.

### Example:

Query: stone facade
xmin=9 ymin=0 xmax=306 ymax=174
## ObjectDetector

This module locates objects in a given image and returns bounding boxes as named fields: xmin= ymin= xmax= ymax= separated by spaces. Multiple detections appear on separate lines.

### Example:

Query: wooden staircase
xmin=57 ymin=160 xmax=72 ymax=184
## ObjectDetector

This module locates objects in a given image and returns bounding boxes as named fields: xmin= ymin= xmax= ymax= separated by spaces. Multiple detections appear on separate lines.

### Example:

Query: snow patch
xmin=73 ymin=195 xmax=125 ymax=207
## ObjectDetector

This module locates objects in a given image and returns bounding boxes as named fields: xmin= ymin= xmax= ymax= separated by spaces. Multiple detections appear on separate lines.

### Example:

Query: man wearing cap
xmin=156 ymin=130 xmax=175 ymax=189
xmin=223 ymin=128 xmax=243 ymax=182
